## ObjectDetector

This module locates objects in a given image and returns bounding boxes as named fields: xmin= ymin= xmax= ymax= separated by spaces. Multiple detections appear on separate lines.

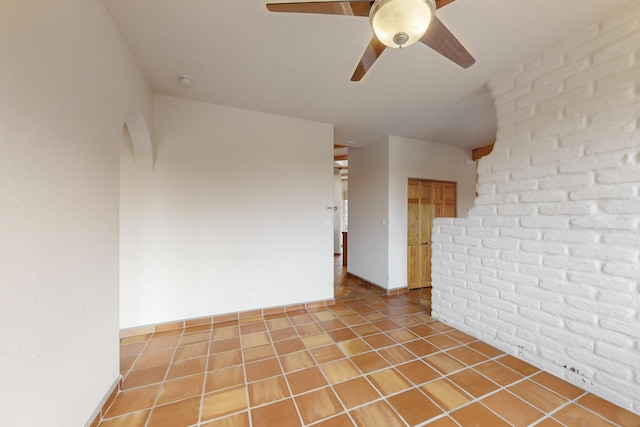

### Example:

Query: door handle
xmin=423 ymin=241 xmax=429 ymax=245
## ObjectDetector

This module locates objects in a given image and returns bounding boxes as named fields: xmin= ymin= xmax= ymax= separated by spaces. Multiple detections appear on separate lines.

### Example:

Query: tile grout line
xmin=196 ymin=302 xmax=498 ymax=424
xmin=544 ymin=390 xmax=626 ymax=427
xmin=326 ymin=295 xmax=448 ymax=425
xmin=195 ymin=324 xmax=215 ymax=427
xmin=264 ymin=313 xmax=305 ymax=426
xmin=331 ymin=295 xmax=545 ymax=426
xmin=103 ymin=333 xmax=157 ymax=424
xmin=100 ymin=281 xmax=640 ymax=427
xmin=336 ymin=294 xmax=449 ymax=424
xmin=295 ymin=313 xmax=359 ymax=427
xmin=573 ymin=398 xmax=627 ymax=427
xmin=340 ymin=282 xmax=459 ymax=425
xmin=282 ymin=314 xmax=310 ymax=421
xmin=100 ymin=347 xmax=138 ymax=421
xmin=239 ymin=321 xmax=254 ymax=427
xmin=438 ymin=360 xmax=582 ymax=426
xmin=314 ymin=300 xmax=384 ymax=425
xmin=143 ymin=326 xmax=185 ymax=427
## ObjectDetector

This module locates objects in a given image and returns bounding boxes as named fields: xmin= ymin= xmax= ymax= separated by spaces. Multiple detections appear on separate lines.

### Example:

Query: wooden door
xmin=407 ymin=179 xmax=456 ymax=289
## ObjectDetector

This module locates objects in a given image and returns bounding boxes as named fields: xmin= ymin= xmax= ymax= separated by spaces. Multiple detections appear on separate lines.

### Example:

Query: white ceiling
xmin=102 ymin=0 xmax=632 ymax=149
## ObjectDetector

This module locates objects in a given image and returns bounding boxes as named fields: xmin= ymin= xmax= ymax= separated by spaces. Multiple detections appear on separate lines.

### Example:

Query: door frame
xmin=407 ymin=178 xmax=457 ymax=289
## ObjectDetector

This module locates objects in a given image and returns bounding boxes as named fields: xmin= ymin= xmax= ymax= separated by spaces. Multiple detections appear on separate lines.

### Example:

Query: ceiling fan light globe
xmin=370 ymin=0 xmax=435 ymax=48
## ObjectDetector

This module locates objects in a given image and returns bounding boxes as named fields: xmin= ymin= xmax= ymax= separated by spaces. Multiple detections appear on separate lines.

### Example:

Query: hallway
xmin=96 ymin=259 xmax=640 ymax=426
xmin=333 ymin=256 xmax=433 ymax=313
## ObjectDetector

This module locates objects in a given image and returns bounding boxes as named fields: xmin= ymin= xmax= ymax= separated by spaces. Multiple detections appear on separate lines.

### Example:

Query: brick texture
xmin=432 ymin=1 xmax=640 ymax=414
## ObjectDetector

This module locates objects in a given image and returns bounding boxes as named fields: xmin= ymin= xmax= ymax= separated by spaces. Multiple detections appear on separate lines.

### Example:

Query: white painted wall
xmin=348 ymin=141 xmax=390 ymax=287
xmin=0 ymin=1 xmax=153 ymax=426
xmin=120 ymin=95 xmax=334 ymax=328
xmin=333 ymin=169 xmax=343 ymax=254
xmin=387 ymin=136 xmax=477 ymax=288
xmin=432 ymin=1 xmax=640 ymax=413
xmin=342 ymin=180 xmax=348 ymax=232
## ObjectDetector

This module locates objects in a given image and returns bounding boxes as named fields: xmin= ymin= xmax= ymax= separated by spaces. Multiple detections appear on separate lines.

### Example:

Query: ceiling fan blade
xmin=419 ymin=16 xmax=475 ymax=68
xmin=351 ymin=35 xmax=386 ymax=81
xmin=435 ymin=0 xmax=456 ymax=9
xmin=266 ymin=1 xmax=373 ymax=16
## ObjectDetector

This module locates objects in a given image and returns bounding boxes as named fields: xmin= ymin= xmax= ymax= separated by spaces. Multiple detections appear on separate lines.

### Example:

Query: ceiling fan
xmin=266 ymin=0 xmax=475 ymax=81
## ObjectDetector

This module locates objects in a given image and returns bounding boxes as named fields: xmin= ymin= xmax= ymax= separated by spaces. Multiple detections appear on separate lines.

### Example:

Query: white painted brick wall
xmin=432 ymin=1 xmax=640 ymax=414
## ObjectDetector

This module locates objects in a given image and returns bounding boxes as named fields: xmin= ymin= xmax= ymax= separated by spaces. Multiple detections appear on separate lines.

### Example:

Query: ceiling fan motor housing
xmin=370 ymin=0 xmax=436 ymax=48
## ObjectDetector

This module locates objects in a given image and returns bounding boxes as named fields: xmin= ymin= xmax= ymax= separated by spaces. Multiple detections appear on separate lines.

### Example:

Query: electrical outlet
xmin=249 ymin=294 xmax=257 ymax=303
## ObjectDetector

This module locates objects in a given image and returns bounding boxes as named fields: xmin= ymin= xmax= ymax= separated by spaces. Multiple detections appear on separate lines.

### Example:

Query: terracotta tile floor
xmin=99 ymin=258 xmax=640 ymax=426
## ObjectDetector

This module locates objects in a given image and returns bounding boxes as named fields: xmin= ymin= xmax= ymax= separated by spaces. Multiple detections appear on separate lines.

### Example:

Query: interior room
xmin=1 ymin=0 xmax=639 ymax=426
